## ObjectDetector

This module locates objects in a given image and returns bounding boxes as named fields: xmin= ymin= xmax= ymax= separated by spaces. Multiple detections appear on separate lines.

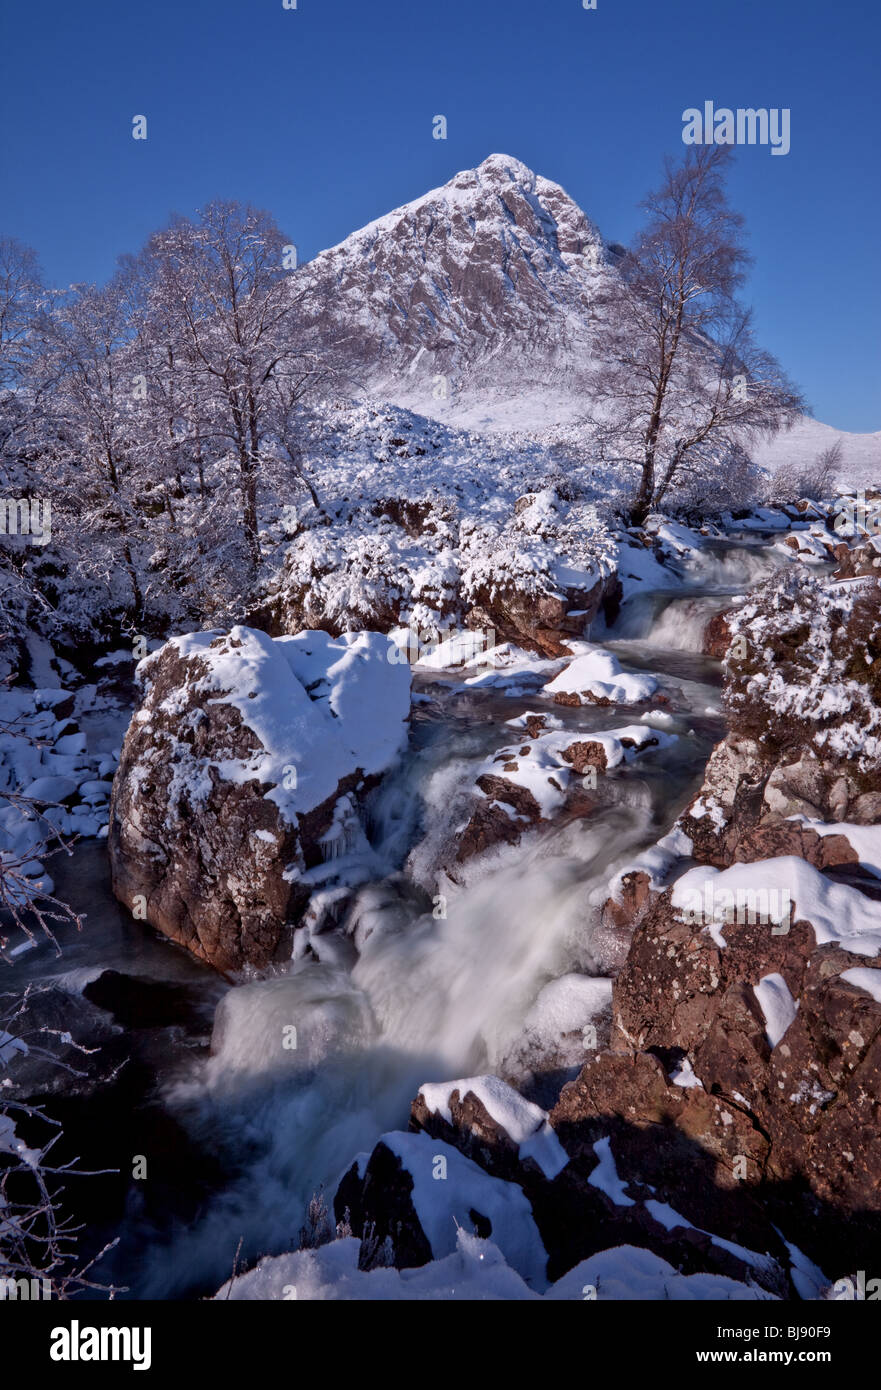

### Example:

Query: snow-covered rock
xmin=108 ymin=625 xmax=410 ymax=973
xmin=543 ymin=646 xmax=659 ymax=706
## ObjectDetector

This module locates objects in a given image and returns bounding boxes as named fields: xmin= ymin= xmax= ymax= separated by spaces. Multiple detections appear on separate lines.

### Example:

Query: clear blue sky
xmin=2 ymin=0 xmax=878 ymax=431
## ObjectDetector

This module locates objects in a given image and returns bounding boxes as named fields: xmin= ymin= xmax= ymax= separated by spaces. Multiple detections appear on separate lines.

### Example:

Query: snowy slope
xmin=752 ymin=417 xmax=881 ymax=488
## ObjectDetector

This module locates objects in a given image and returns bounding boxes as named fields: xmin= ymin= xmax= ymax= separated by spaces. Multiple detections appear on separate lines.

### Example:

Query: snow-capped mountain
xmin=752 ymin=418 xmax=881 ymax=489
xmin=298 ymin=153 xmax=879 ymax=476
xmin=295 ymin=153 xmax=610 ymax=418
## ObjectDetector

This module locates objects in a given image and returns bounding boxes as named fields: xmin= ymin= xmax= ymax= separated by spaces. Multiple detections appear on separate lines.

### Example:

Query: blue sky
xmin=2 ymin=0 xmax=878 ymax=430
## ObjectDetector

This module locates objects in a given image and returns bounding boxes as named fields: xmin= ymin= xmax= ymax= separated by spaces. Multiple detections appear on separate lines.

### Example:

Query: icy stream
xmin=6 ymin=537 xmax=789 ymax=1298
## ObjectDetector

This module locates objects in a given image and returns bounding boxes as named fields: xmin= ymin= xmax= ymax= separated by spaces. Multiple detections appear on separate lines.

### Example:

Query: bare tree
xmin=766 ymin=437 xmax=844 ymax=504
xmin=0 ymin=238 xmax=48 ymax=472
xmin=143 ymin=201 xmax=314 ymax=572
xmin=0 ymin=238 xmax=44 ymax=397
xmin=786 ymin=438 xmax=842 ymax=502
xmin=589 ymin=147 xmax=804 ymax=524
xmin=27 ymin=280 xmax=148 ymax=617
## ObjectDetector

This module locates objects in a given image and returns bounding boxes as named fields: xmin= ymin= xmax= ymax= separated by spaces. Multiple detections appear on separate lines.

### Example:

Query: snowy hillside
xmin=752 ymin=417 xmax=881 ymax=488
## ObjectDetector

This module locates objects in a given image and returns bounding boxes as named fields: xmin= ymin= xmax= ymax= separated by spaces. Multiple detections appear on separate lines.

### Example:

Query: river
xmin=5 ymin=535 xmax=791 ymax=1298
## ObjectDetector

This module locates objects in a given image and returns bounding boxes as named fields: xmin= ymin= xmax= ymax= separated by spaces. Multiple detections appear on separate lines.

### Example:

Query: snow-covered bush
xmin=0 ymin=712 xmax=117 ymax=1296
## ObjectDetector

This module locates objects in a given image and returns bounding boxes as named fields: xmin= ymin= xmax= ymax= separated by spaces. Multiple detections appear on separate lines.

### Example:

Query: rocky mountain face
xmin=294 ymin=153 xmax=609 ymax=413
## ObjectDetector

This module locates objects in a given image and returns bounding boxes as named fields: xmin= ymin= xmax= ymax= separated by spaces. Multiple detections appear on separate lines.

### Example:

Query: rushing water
xmin=4 ymin=537 xmax=790 ymax=1299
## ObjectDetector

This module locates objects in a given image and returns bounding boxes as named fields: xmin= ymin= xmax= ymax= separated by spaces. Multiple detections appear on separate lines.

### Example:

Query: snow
xmin=504 ymin=709 xmax=562 ymax=732
xmin=474 ymin=723 xmax=675 ymax=820
xmin=463 ymin=644 xmax=567 ymax=693
xmin=720 ymin=506 xmax=791 ymax=532
xmin=669 ymin=1056 xmax=703 ymax=1089
xmin=644 ymin=518 xmax=709 ymax=559
xmin=840 ymin=967 xmax=881 ymax=1004
xmin=672 ymin=856 xmax=881 ymax=958
xmin=0 ymin=1029 xmax=28 ymax=1066
xmin=153 ymin=626 xmax=411 ymax=825
xmin=381 ymin=1131 xmax=549 ymax=1288
xmin=216 ymin=1229 xmax=769 ymax=1301
xmin=0 ymin=668 xmax=121 ymax=911
xmin=644 ymin=1201 xmax=778 ymax=1275
xmin=588 ymin=1136 xmax=635 ymax=1207
xmin=262 ymin=405 xmax=622 ymax=655
xmin=416 ymin=1075 xmax=568 ymax=1180
xmin=753 ymin=973 xmax=799 ymax=1048
xmin=780 ymin=1237 xmax=829 ymax=1302
xmin=689 ymin=795 xmax=727 ymax=830
xmin=606 ymin=825 xmax=692 ymax=900
xmin=753 ymin=417 xmax=881 ymax=491
xmin=542 ymin=646 xmax=659 ymax=705
xmin=645 ymin=1198 xmax=690 ymax=1230
xmin=616 ymin=540 xmax=680 ymax=600
xmin=545 ymin=1244 xmax=776 ymax=1301
xmin=788 ymin=816 xmax=881 ymax=878
xmin=727 ymin=570 xmax=881 ymax=772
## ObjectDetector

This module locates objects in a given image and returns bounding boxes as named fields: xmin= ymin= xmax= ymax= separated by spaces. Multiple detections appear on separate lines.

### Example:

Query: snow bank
xmin=672 ymin=856 xmax=881 ymax=957
xmin=215 ymin=1230 xmax=770 ymax=1301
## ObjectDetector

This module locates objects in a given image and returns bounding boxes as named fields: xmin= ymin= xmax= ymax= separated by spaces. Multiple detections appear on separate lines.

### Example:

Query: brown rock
xmin=703 ymin=610 xmax=734 ymax=659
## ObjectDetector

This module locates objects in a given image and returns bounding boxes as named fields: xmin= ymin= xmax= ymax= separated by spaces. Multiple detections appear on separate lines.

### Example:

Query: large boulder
xmin=676 ymin=568 xmax=881 ymax=867
xmin=600 ymin=858 xmax=881 ymax=1276
xmin=108 ymin=626 xmax=410 ymax=973
xmin=334 ymin=1128 xmax=549 ymax=1287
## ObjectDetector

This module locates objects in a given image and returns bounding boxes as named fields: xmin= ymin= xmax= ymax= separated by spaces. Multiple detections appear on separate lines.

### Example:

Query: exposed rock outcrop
xmin=336 ymin=1073 xmax=792 ymax=1294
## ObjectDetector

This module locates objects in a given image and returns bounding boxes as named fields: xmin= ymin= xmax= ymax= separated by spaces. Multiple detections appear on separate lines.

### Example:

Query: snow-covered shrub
xmin=666 ymin=443 xmax=763 ymax=520
xmin=0 ymin=713 xmax=117 ymax=1296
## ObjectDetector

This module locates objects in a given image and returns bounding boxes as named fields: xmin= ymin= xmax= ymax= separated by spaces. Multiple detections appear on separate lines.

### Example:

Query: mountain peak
xmin=472 ymin=151 xmax=539 ymax=185
xmin=296 ymin=154 xmax=608 ymax=403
